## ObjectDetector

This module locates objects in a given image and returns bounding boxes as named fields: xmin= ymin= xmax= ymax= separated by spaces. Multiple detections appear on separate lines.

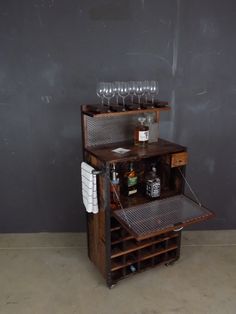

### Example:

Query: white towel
xmin=81 ymin=162 xmax=99 ymax=214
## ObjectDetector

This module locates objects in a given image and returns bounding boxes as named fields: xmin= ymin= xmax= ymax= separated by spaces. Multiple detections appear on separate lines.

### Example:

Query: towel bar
xmin=92 ymin=169 xmax=103 ymax=175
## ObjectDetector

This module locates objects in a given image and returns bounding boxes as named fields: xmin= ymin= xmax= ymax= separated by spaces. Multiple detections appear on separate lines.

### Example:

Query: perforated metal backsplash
xmin=114 ymin=195 xmax=212 ymax=239
xmin=86 ymin=114 xmax=141 ymax=147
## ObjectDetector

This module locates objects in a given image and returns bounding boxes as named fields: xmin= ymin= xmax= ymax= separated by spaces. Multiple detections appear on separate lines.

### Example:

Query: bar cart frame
xmin=81 ymin=104 xmax=213 ymax=288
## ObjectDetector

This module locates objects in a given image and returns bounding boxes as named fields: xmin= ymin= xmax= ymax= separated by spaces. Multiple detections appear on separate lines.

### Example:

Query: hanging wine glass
xmin=103 ymin=82 xmax=115 ymax=112
xmin=155 ymin=80 xmax=159 ymax=105
xmin=118 ymin=81 xmax=129 ymax=111
xmin=143 ymin=80 xmax=150 ymax=104
xmin=134 ymin=81 xmax=144 ymax=109
xmin=96 ymin=82 xmax=106 ymax=107
xmin=128 ymin=81 xmax=136 ymax=104
xmin=149 ymin=80 xmax=159 ymax=105
xmin=113 ymin=81 xmax=120 ymax=105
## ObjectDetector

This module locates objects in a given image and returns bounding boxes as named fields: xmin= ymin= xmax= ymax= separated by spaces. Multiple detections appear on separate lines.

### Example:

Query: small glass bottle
xmin=110 ymin=163 xmax=120 ymax=209
xmin=134 ymin=117 xmax=149 ymax=147
xmin=124 ymin=162 xmax=138 ymax=196
xmin=145 ymin=113 xmax=159 ymax=143
xmin=145 ymin=164 xmax=161 ymax=198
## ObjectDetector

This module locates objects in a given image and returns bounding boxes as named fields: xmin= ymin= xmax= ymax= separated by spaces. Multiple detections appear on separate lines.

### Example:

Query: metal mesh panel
xmin=114 ymin=195 xmax=211 ymax=238
xmin=86 ymin=115 xmax=141 ymax=147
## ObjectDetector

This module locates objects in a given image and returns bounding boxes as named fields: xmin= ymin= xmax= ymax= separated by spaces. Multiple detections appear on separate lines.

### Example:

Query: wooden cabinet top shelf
xmin=82 ymin=103 xmax=170 ymax=118
xmin=85 ymin=138 xmax=186 ymax=163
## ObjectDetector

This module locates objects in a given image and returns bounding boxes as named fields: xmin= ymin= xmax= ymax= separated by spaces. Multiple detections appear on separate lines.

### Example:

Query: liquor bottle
xmin=110 ymin=163 xmax=120 ymax=209
xmin=145 ymin=164 xmax=161 ymax=198
xmin=124 ymin=162 xmax=138 ymax=196
xmin=134 ymin=117 xmax=149 ymax=147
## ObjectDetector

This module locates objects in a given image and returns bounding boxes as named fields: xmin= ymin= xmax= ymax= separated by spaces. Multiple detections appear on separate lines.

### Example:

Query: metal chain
xmin=110 ymin=181 xmax=131 ymax=227
xmin=177 ymin=168 xmax=202 ymax=206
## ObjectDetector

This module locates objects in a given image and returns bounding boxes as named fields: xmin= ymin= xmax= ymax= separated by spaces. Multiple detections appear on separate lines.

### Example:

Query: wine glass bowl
xmin=96 ymin=80 xmax=160 ymax=112
xmin=149 ymin=80 xmax=159 ymax=105
xmin=103 ymin=82 xmax=115 ymax=111
xmin=96 ymin=82 xmax=105 ymax=107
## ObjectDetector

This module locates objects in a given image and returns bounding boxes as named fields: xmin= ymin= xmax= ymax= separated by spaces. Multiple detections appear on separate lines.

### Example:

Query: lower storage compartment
xmin=110 ymin=229 xmax=181 ymax=284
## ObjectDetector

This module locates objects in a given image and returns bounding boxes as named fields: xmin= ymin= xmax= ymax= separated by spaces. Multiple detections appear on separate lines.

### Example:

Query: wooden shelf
xmin=140 ymin=245 xmax=178 ymax=262
xmin=111 ymin=234 xmax=178 ymax=258
xmin=111 ymin=244 xmax=178 ymax=271
xmin=82 ymin=103 xmax=170 ymax=118
xmin=110 ymin=226 xmax=121 ymax=232
xmin=111 ymin=235 xmax=134 ymax=245
xmin=85 ymin=138 xmax=186 ymax=163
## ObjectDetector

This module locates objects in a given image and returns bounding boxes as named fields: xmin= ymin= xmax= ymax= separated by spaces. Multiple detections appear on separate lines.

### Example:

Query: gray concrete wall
xmin=0 ymin=0 xmax=235 ymax=232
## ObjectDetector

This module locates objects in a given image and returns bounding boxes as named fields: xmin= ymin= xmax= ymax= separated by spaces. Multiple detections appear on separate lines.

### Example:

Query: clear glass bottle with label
xmin=145 ymin=113 xmax=159 ymax=143
xmin=145 ymin=164 xmax=161 ymax=198
xmin=134 ymin=117 xmax=149 ymax=147
xmin=110 ymin=163 xmax=120 ymax=209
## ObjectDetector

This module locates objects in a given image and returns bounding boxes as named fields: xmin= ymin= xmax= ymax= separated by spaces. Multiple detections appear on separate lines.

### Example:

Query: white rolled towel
xmin=81 ymin=162 xmax=98 ymax=214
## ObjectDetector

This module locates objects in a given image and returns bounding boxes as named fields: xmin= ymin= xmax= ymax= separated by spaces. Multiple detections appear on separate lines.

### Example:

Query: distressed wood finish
xmin=81 ymin=104 xmax=214 ymax=287
xmin=85 ymin=153 xmax=107 ymax=278
xmin=85 ymin=139 xmax=186 ymax=163
xmin=82 ymin=103 xmax=170 ymax=118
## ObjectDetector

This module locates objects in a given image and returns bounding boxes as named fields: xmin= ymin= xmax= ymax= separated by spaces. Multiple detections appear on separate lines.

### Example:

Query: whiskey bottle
xmin=124 ymin=162 xmax=138 ymax=196
xmin=145 ymin=164 xmax=161 ymax=198
xmin=110 ymin=163 xmax=120 ymax=209
xmin=134 ymin=117 xmax=149 ymax=147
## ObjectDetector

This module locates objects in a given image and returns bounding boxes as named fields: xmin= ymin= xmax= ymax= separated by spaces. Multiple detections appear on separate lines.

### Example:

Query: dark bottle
xmin=124 ymin=162 xmax=138 ymax=196
xmin=145 ymin=164 xmax=161 ymax=198
xmin=110 ymin=163 xmax=120 ymax=209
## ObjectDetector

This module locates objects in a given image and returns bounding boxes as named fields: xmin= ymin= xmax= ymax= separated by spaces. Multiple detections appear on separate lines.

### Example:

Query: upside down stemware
xmin=118 ymin=81 xmax=129 ymax=111
xmin=134 ymin=81 xmax=144 ymax=109
xmin=96 ymin=82 xmax=106 ymax=108
xmin=103 ymin=82 xmax=115 ymax=111
xmin=150 ymin=80 xmax=159 ymax=105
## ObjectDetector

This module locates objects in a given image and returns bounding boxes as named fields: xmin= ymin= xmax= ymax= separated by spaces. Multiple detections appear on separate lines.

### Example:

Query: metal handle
xmin=92 ymin=169 xmax=103 ymax=175
xmin=174 ymin=226 xmax=183 ymax=232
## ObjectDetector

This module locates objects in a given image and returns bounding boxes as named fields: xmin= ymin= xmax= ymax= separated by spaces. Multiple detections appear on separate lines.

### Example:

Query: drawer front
xmin=171 ymin=152 xmax=188 ymax=168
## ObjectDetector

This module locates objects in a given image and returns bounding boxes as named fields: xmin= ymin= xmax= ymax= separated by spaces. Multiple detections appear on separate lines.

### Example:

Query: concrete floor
xmin=0 ymin=231 xmax=235 ymax=314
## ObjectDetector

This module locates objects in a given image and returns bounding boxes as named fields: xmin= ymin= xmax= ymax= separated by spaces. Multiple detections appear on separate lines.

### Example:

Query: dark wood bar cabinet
xmin=81 ymin=104 xmax=213 ymax=288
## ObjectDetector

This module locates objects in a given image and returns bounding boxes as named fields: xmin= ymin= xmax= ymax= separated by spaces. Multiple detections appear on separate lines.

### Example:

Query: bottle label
xmin=146 ymin=179 xmax=160 ymax=198
xmin=128 ymin=188 xmax=137 ymax=196
xmin=138 ymin=130 xmax=149 ymax=141
xmin=128 ymin=176 xmax=137 ymax=187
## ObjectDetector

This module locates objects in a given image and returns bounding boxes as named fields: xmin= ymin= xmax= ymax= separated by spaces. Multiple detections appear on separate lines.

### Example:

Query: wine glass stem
xmin=152 ymin=96 xmax=154 ymax=105
xmin=131 ymin=95 xmax=134 ymax=103
xmin=122 ymin=97 xmax=125 ymax=109
xmin=116 ymin=95 xmax=119 ymax=105
xmin=145 ymin=94 xmax=147 ymax=103
xmin=107 ymin=98 xmax=111 ymax=112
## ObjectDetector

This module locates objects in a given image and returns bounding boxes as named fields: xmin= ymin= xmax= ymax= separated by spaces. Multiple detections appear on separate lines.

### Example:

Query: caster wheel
xmin=165 ymin=261 xmax=175 ymax=267
xmin=109 ymin=284 xmax=116 ymax=289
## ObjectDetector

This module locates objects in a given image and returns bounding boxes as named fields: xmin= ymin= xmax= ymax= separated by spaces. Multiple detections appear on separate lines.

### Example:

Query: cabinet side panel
xmin=85 ymin=153 xmax=107 ymax=278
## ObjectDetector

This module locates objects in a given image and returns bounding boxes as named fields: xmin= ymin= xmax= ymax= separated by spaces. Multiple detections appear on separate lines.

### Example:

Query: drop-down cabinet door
xmin=113 ymin=195 xmax=214 ymax=241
